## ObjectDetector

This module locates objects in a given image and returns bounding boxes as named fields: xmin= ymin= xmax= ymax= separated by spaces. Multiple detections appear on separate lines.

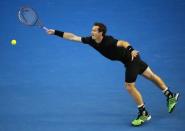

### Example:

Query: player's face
xmin=91 ymin=26 xmax=103 ymax=40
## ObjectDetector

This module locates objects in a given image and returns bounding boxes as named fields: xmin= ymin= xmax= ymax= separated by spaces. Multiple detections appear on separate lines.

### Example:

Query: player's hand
xmin=47 ymin=29 xmax=55 ymax=35
xmin=131 ymin=50 xmax=139 ymax=61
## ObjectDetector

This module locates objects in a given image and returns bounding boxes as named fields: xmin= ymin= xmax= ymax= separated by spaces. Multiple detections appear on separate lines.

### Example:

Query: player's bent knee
xmin=125 ymin=82 xmax=135 ymax=92
xmin=147 ymin=73 xmax=156 ymax=80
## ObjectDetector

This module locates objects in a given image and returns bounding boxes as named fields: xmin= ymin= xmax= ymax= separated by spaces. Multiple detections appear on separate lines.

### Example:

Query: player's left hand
xmin=131 ymin=50 xmax=139 ymax=61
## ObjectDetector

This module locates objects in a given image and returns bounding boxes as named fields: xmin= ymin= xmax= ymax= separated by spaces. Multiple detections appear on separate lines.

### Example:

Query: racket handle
xmin=42 ymin=26 xmax=49 ymax=31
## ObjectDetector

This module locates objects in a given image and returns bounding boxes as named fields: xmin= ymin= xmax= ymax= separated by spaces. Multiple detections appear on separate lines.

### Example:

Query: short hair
xmin=93 ymin=22 xmax=107 ymax=36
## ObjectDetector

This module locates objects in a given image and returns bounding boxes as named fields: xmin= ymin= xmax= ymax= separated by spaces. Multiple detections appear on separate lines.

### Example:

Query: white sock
xmin=162 ymin=88 xmax=168 ymax=93
xmin=137 ymin=104 xmax=144 ymax=108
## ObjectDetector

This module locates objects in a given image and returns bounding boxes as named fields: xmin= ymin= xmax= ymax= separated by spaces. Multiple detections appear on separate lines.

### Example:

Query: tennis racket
xmin=18 ymin=6 xmax=48 ymax=31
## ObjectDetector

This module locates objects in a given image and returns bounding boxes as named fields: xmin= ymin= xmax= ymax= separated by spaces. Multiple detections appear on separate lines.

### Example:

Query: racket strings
xmin=18 ymin=6 xmax=47 ymax=30
xmin=18 ymin=7 xmax=39 ymax=26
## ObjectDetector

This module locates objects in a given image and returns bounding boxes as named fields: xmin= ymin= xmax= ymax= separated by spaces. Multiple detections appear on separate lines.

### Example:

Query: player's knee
xmin=148 ymin=73 xmax=156 ymax=81
xmin=125 ymin=82 xmax=135 ymax=92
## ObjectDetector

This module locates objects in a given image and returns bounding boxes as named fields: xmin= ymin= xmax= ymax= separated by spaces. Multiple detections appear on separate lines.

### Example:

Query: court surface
xmin=0 ymin=0 xmax=185 ymax=131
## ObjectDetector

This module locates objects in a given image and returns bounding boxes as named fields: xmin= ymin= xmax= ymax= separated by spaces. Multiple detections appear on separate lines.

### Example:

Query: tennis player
xmin=47 ymin=22 xmax=179 ymax=126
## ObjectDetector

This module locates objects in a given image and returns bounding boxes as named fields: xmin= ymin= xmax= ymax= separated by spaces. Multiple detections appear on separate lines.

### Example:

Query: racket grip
xmin=42 ymin=26 xmax=49 ymax=31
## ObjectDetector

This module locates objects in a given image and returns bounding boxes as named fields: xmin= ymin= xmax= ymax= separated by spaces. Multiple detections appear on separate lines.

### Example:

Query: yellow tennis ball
xmin=11 ymin=39 xmax=16 ymax=45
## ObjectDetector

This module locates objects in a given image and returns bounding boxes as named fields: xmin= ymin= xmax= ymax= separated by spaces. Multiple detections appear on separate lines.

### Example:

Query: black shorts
xmin=124 ymin=55 xmax=148 ymax=83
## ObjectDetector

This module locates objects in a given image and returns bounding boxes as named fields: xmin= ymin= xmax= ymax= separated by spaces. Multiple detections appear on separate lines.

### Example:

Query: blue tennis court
xmin=0 ymin=0 xmax=185 ymax=130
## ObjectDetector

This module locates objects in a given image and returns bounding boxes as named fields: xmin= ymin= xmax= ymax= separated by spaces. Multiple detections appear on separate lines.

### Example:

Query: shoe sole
xmin=169 ymin=93 xmax=180 ymax=113
xmin=132 ymin=115 xmax=152 ymax=127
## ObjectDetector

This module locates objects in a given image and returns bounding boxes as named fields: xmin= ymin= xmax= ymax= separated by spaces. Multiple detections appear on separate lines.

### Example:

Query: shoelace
xmin=136 ymin=111 xmax=147 ymax=119
xmin=167 ymin=94 xmax=176 ymax=104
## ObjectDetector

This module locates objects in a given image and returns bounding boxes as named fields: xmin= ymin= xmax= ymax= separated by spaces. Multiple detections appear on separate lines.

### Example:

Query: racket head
xmin=18 ymin=6 xmax=39 ymax=26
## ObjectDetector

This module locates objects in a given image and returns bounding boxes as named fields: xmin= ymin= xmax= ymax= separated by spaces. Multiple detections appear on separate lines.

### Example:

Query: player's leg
xmin=125 ymin=66 xmax=151 ymax=126
xmin=141 ymin=67 xmax=168 ymax=90
xmin=142 ymin=67 xmax=179 ymax=113
xmin=125 ymin=82 xmax=143 ymax=106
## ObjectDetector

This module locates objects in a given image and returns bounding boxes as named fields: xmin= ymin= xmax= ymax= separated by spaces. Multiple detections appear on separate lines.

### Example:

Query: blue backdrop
xmin=0 ymin=0 xmax=185 ymax=131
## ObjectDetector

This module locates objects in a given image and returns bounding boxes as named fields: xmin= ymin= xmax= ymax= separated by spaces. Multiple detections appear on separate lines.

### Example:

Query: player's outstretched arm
xmin=47 ymin=29 xmax=82 ymax=43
